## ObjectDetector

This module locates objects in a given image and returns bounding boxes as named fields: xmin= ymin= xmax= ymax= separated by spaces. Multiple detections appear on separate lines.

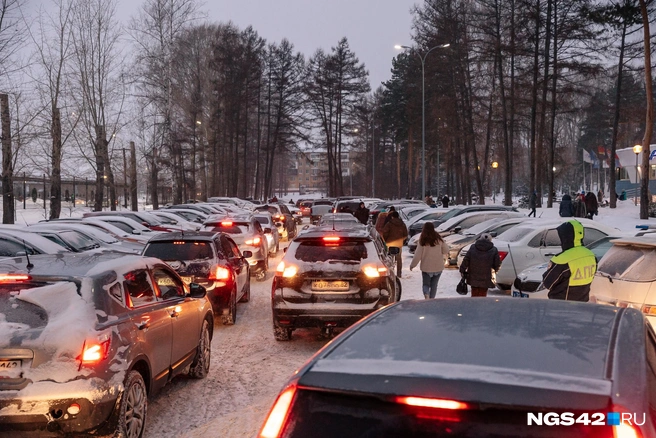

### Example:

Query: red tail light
xmin=613 ymin=424 xmax=642 ymax=438
xmin=0 ymin=274 xmax=31 ymax=282
xmin=498 ymin=251 xmax=508 ymax=262
xmin=209 ymin=265 xmax=232 ymax=281
xmin=220 ymin=221 xmax=233 ymax=227
xmin=396 ymin=396 xmax=470 ymax=410
xmin=275 ymin=262 xmax=298 ymax=278
xmin=245 ymin=236 xmax=261 ymax=246
xmin=278 ymin=215 xmax=286 ymax=222
xmin=323 ymin=236 xmax=340 ymax=242
xmin=79 ymin=339 xmax=111 ymax=366
xmin=259 ymin=386 xmax=297 ymax=438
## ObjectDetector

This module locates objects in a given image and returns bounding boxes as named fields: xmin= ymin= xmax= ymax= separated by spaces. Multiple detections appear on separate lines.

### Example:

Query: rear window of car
xmin=282 ymin=389 xmax=610 ymax=438
xmin=203 ymin=223 xmax=249 ymax=234
xmin=497 ymin=226 xmax=532 ymax=242
xmin=256 ymin=206 xmax=278 ymax=215
xmin=254 ymin=215 xmax=272 ymax=225
xmin=293 ymin=240 xmax=368 ymax=262
xmin=144 ymin=241 xmax=214 ymax=260
xmin=597 ymin=245 xmax=656 ymax=282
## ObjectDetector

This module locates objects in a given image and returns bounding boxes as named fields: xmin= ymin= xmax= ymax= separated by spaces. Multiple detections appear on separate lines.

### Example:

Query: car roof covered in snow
xmin=295 ymin=225 xmax=370 ymax=240
xmin=147 ymin=231 xmax=221 ymax=243
xmin=296 ymin=299 xmax=647 ymax=409
xmin=203 ymin=213 xmax=253 ymax=224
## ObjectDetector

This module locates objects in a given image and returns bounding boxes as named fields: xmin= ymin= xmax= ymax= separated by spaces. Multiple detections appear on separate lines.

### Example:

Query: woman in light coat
xmin=409 ymin=222 xmax=449 ymax=299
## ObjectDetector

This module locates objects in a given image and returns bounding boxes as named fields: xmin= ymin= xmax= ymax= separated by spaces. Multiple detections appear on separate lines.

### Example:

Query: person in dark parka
xmin=353 ymin=202 xmax=370 ymax=225
xmin=559 ymin=194 xmax=574 ymax=217
xmin=459 ymin=233 xmax=501 ymax=297
xmin=441 ymin=195 xmax=449 ymax=208
xmin=584 ymin=192 xmax=598 ymax=220
xmin=528 ymin=191 xmax=537 ymax=217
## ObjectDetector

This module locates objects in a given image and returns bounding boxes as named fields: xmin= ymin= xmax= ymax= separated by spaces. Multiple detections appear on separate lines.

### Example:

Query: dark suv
xmin=143 ymin=232 xmax=251 ymax=325
xmin=271 ymin=225 xmax=401 ymax=341
xmin=254 ymin=204 xmax=297 ymax=241
xmin=201 ymin=214 xmax=270 ymax=281
xmin=0 ymin=253 xmax=213 ymax=436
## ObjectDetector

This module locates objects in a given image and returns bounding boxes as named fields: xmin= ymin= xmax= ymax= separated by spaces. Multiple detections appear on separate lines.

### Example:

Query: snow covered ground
xmin=3 ymin=198 xmax=656 ymax=437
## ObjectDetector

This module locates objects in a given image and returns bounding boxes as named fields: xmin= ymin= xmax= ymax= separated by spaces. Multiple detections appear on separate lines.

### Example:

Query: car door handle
xmin=136 ymin=319 xmax=150 ymax=330
xmin=168 ymin=305 xmax=182 ymax=318
xmin=544 ymin=253 xmax=556 ymax=257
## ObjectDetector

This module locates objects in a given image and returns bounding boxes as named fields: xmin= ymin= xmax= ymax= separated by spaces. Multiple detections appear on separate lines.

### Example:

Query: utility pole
xmin=121 ymin=148 xmax=128 ymax=208
xmin=1 ymin=94 xmax=14 ymax=224
xmin=130 ymin=141 xmax=138 ymax=211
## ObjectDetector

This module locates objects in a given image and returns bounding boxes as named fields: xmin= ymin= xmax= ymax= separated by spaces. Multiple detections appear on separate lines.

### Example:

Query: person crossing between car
xmin=382 ymin=211 xmax=408 ymax=278
xmin=409 ymin=222 xmax=449 ymax=299
xmin=459 ymin=233 xmax=500 ymax=297
xmin=542 ymin=219 xmax=597 ymax=302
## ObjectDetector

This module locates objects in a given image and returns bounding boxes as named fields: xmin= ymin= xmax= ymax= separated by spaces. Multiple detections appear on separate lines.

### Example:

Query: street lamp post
xmin=395 ymin=43 xmax=450 ymax=200
xmin=633 ymin=144 xmax=642 ymax=206
xmin=491 ymin=161 xmax=499 ymax=203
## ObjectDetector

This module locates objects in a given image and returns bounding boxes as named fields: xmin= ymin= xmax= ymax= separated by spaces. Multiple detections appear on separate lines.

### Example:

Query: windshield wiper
xmin=598 ymin=271 xmax=613 ymax=283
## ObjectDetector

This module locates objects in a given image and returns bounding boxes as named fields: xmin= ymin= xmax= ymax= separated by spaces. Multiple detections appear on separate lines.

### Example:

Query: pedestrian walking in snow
xmin=409 ymin=222 xmax=449 ymax=299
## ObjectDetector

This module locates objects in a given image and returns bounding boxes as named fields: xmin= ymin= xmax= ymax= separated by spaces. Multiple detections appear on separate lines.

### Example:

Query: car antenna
xmin=22 ymin=240 xmax=34 ymax=270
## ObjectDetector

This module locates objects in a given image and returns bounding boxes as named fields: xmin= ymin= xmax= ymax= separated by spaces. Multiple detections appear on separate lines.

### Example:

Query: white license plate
xmin=0 ymin=360 xmax=22 ymax=378
xmin=311 ymin=280 xmax=349 ymax=291
xmin=181 ymin=276 xmax=193 ymax=284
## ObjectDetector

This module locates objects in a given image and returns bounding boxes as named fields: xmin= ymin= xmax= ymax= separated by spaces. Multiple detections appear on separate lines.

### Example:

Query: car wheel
xmin=395 ymin=279 xmax=402 ymax=301
xmin=188 ymin=319 xmax=211 ymax=379
xmin=221 ymin=290 xmax=237 ymax=325
xmin=273 ymin=325 xmax=292 ymax=341
xmin=239 ymin=277 xmax=251 ymax=303
xmin=115 ymin=371 xmax=147 ymax=438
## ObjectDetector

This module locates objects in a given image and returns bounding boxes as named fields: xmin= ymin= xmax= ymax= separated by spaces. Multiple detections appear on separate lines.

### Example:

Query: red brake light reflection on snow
xmin=259 ymin=386 xmax=297 ymax=438
xmin=396 ymin=396 xmax=470 ymax=410
xmin=0 ymin=274 xmax=31 ymax=282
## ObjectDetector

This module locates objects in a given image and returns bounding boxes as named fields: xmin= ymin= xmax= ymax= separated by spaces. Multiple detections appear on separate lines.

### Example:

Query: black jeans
xmin=528 ymin=208 xmax=536 ymax=217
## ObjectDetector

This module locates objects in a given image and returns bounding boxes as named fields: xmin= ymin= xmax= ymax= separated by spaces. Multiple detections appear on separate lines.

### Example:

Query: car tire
xmin=115 ymin=371 xmax=147 ymax=438
xmin=188 ymin=319 xmax=211 ymax=379
xmin=395 ymin=279 xmax=402 ymax=301
xmin=273 ymin=325 xmax=292 ymax=341
xmin=221 ymin=290 xmax=237 ymax=325
xmin=239 ymin=277 xmax=251 ymax=303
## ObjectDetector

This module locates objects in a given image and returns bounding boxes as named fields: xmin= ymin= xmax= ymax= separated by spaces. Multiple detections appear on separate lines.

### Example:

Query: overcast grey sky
xmin=115 ymin=0 xmax=419 ymax=90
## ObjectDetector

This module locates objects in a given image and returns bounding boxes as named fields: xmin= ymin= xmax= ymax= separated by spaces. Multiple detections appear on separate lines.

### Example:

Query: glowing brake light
xmin=220 ymin=221 xmax=233 ymax=227
xmin=259 ymin=386 xmax=297 ymax=438
xmin=498 ymin=251 xmax=508 ymax=262
xmin=276 ymin=262 xmax=298 ymax=278
xmin=245 ymin=237 xmax=262 ymax=246
xmin=80 ymin=339 xmax=111 ymax=365
xmin=613 ymin=423 xmax=641 ymax=438
xmin=0 ymin=274 xmax=31 ymax=282
xmin=396 ymin=396 xmax=469 ymax=410
xmin=323 ymin=236 xmax=340 ymax=242
xmin=209 ymin=265 xmax=231 ymax=281
xmin=363 ymin=265 xmax=388 ymax=277
xmin=641 ymin=305 xmax=656 ymax=316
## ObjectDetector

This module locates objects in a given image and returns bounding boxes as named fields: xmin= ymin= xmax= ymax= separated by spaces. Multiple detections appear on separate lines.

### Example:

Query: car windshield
xmin=435 ymin=207 xmax=461 ymax=222
xmin=496 ymin=226 xmax=532 ymax=242
xmin=463 ymin=218 xmax=503 ymax=235
xmin=144 ymin=241 xmax=213 ymax=260
xmin=597 ymin=245 xmax=656 ymax=281
xmin=254 ymin=215 xmax=271 ymax=225
xmin=294 ymin=241 xmax=368 ymax=262
xmin=59 ymin=231 xmax=98 ymax=250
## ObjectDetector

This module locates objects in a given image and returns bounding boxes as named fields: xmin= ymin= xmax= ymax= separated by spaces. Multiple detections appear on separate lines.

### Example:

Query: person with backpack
xmin=459 ymin=233 xmax=501 ymax=297
xmin=409 ymin=222 xmax=449 ymax=299
xmin=382 ymin=211 xmax=408 ymax=278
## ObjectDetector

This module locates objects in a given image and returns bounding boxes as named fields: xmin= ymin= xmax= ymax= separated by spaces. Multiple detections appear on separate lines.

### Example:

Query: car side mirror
xmin=132 ymin=230 xmax=142 ymax=235
xmin=15 ymin=251 xmax=26 ymax=257
xmin=490 ymin=231 xmax=497 ymax=237
xmin=242 ymin=250 xmax=253 ymax=258
xmin=454 ymin=226 xmax=462 ymax=233
xmin=264 ymin=227 xmax=272 ymax=234
xmin=189 ymin=283 xmax=207 ymax=299
xmin=388 ymin=247 xmax=400 ymax=256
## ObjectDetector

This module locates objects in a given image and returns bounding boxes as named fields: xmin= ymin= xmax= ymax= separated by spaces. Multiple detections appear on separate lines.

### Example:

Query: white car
xmin=253 ymin=211 xmax=281 ymax=256
xmin=485 ymin=218 xmax=621 ymax=290
xmin=405 ymin=208 xmax=451 ymax=231
xmin=591 ymin=235 xmax=656 ymax=328
xmin=150 ymin=210 xmax=201 ymax=231
xmin=408 ymin=211 xmax=524 ymax=253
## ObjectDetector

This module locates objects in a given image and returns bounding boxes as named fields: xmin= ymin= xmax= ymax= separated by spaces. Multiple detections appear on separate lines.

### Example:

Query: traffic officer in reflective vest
xmin=542 ymin=219 xmax=597 ymax=301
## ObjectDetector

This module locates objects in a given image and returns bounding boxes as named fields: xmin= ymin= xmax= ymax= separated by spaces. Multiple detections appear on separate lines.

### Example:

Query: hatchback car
xmin=0 ymin=253 xmax=213 ymax=436
xmin=143 ymin=232 xmax=251 ymax=325
xmin=255 ymin=204 xmax=297 ymax=241
xmin=260 ymin=299 xmax=656 ymax=438
xmin=441 ymin=217 xmax=525 ymax=264
xmin=592 ymin=235 xmax=656 ymax=328
xmin=254 ymin=212 xmax=281 ymax=256
xmin=24 ymin=226 xmax=103 ymax=253
xmin=317 ymin=213 xmax=362 ymax=228
xmin=202 ymin=214 xmax=270 ymax=281
xmin=271 ymin=225 xmax=401 ymax=341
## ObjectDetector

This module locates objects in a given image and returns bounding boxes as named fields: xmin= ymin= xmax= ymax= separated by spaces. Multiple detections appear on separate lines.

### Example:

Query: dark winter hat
xmin=478 ymin=233 xmax=492 ymax=241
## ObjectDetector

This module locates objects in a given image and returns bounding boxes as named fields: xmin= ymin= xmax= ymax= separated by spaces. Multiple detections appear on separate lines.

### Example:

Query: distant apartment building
xmin=287 ymin=151 xmax=354 ymax=194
